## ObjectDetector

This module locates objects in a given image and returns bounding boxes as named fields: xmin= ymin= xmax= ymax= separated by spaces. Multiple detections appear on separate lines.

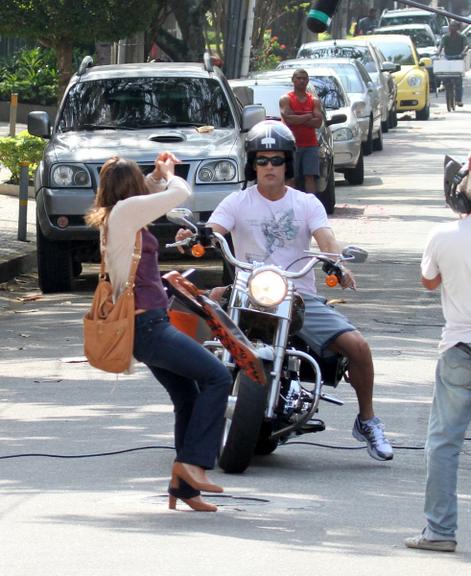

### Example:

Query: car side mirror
xmin=420 ymin=57 xmax=432 ymax=67
xmin=326 ymin=113 xmax=347 ymax=127
xmin=241 ymin=104 xmax=266 ymax=132
xmin=28 ymin=111 xmax=51 ymax=139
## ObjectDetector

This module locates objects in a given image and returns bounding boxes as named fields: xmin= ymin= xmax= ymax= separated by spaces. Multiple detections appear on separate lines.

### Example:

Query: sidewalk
xmin=0 ymin=121 xmax=36 ymax=284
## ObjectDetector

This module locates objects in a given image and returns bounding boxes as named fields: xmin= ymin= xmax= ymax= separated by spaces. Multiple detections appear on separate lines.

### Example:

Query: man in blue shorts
xmin=206 ymin=120 xmax=394 ymax=461
xmin=280 ymin=68 xmax=322 ymax=194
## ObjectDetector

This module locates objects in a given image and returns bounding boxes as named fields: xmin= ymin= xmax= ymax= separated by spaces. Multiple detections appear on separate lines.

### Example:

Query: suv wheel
xmin=317 ymin=167 xmax=335 ymax=214
xmin=344 ymin=150 xmax=364 ymax=185
xmin=37 ymin=221 xmax=73 ymax=293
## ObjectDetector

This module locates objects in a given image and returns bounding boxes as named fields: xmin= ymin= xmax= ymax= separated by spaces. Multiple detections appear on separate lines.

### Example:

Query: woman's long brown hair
xmin=85 ymin=156 xmax=148 ymax=228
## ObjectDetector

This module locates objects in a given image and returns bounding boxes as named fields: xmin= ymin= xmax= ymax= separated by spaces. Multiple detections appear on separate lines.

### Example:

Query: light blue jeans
xmin=423 ymin=345 xmax=471 ymax=541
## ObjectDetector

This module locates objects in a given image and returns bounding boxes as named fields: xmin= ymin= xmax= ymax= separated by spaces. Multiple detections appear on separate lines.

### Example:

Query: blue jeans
xmin=133 ymin=308 xmax=232 ymax=470
xmin=423 ymin=345 xmax=471 ymax=541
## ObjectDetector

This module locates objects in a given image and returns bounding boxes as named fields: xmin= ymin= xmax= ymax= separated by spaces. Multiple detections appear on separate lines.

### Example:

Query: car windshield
xmin=381 ymin=15 xmax=433 ymax=27
xmin=328 ymin=64 xmax=365 ymax=93
xmin=298 ymin=45 xmax=378 ymax=75
xmin=370 ymin=40 xmax=415 ymax=65
xmin=57 ymin=77 xmax=235 ymax=132
xmin=309 ymin=76 xmax=346 ymax=109
xmin=377 ymin=28 xmax=434 ymax=47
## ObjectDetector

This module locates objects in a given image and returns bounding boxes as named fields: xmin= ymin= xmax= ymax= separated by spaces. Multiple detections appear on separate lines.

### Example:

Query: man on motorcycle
xmin=177 ymin=120 xmax=393 ymax=461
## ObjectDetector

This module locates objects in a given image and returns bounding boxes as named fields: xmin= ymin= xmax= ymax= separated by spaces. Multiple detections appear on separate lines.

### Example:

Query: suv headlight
xmin=196 ymin=160 xmax=237 ymax=183
xmin=407 ymin=75 xmax=423 ymax=87
xmin=248 ymin=267 xmax=288 ymax=307
xmin=333 ymin=127 xmax=353 ymax=141
xmin=51 ymin=164 xmax=91 ymax=187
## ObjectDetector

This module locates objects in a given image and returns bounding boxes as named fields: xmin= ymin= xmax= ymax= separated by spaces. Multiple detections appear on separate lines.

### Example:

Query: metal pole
xmin=17 ymin=162 xmax=29 ymax=242
xmin=395 ymin=0 xmax=471 ymax=25
xmin=9 ymin=93 xmax=18 ymax=137
xmin=240 ymin=0 xmax=256 ymax=77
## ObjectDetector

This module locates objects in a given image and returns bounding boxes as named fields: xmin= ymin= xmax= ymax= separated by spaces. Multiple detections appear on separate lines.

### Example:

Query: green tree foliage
xmin=0 ymin=131 xmax=46 ymax=183
xmin=0 ymin=48 xmax=58 ymax=105
xmin=0 ymin=1 xmax=160 ymax=101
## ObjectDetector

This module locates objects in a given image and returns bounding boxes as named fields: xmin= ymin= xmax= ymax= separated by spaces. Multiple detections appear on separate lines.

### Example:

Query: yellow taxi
xmin=357 ymin=34 xmax=431 ymax=120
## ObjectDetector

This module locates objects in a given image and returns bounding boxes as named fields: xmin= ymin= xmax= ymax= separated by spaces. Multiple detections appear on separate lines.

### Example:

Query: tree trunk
xmin=173 ymin=0 xmax=209 ymax=60
xmin=55 ymin=41 xmax=74 ymax=103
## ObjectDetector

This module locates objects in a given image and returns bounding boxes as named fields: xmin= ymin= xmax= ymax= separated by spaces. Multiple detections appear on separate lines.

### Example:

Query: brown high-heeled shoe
xmin=172 ymin=462 xmax=223 ymax=494
xmin=168 ymin=476 xmax=217 ymax=512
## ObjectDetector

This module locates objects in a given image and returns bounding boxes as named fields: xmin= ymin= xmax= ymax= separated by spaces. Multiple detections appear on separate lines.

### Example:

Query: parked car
xmin=296 ymin=39 xmax=398 ymax=133
xmin=372 ymin=23 xmax=438 ymax=89
xmin=277 ymin=57 xmax=382 ymax=155
xmin=360 ymin=33 xmax=431 ymax=120
xmin=378 ymin=7 xmax=449 ymax=43
xmin=27 ymin=55 xmax=265 ymax=292
xmin=229 ymin=75 xmax=346 ymax=212
xmin=235 ymin=69 xmax=364 ymax=190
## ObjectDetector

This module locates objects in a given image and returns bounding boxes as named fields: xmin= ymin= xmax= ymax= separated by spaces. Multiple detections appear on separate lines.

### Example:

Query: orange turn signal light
xmin=191 ymin=243 xmax=206 ymax=258
xmin=325 ymin=274 xmax=338 ymax=287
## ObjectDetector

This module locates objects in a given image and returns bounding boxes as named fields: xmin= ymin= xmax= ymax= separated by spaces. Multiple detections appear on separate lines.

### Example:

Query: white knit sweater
xmin=102 ymin=174 xmax=192 ymax=301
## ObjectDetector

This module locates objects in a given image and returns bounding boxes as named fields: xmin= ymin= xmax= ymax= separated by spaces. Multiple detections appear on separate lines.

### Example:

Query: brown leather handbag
xmin=83 ymin=231 xmax=141 ymax=373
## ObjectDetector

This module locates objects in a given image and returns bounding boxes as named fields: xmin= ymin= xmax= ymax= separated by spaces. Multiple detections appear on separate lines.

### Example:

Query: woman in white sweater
xmin=86 ymin=152 xmax=231 ymax=512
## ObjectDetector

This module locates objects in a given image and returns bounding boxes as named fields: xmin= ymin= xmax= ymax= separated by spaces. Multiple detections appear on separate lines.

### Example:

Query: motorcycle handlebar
xmin=211 ymin=231 xmax=342 ymax=279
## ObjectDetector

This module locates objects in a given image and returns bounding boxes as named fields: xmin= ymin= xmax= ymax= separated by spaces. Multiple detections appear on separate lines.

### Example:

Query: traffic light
xmin=306 ymin=0 xmax=341 ymax=33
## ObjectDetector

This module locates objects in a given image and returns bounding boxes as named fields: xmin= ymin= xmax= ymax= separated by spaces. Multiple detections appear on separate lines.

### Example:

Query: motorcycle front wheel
xmin=218 ymin=364 xmax=270 ymax=473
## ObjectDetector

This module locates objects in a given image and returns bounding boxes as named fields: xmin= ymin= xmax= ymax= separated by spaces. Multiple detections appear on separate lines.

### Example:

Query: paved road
xmin=0 ymin=92 xmax=470 ymax=575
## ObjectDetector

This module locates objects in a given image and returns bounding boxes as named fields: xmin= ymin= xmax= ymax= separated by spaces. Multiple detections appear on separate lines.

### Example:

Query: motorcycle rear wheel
xmin=218 ymin=364 xmax=269 ymax=473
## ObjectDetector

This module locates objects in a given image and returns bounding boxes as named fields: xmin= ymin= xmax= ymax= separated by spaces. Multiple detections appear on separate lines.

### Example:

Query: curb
xmin=0 ymin=249 xmax=37 ymax=284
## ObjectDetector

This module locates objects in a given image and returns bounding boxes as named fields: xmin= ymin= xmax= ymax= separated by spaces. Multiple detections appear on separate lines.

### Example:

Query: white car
xmin=277 ymin=57 xmax=382 ymax=155
xmin=234 ymin=70 xmax=365 ymax=186
xmin=296 ymin=39 xmax=398 ymax=133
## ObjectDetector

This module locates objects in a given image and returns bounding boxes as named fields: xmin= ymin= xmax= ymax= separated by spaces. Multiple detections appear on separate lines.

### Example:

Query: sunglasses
xmin=255 ymin=156 xmax=286 ymax=167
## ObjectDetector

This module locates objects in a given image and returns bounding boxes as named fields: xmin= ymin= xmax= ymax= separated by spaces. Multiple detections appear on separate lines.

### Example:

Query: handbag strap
xmin=99 ymin=225 xmax=142 ymax=290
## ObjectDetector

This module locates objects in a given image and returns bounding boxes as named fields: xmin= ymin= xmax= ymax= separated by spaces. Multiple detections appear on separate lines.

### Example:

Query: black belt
xmin=455 ymin=342 xmax=471 ymax=358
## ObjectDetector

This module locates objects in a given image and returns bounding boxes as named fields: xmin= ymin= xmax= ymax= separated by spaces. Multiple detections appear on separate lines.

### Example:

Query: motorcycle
xmin=163 ymin=208 xmax=368 ymax=474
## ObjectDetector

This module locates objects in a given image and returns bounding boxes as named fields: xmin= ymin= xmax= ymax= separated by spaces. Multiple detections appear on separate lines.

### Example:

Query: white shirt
xmin=208 ymin=184 xmax=330 ymax=295
xmin=421 ymin=215 xmax=471 ymax=352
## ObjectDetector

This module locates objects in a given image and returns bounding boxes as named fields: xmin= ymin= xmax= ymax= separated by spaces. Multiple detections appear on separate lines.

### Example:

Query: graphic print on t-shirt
xmin=261 ymin=209 xmax=299 ymax=254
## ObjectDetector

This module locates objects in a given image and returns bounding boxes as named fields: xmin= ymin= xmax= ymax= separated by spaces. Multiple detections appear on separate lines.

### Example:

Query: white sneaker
xmin=405 ymin=534 xmax=456 ymax=552
xmin=352 ymin=415 xmax=393 ymax=461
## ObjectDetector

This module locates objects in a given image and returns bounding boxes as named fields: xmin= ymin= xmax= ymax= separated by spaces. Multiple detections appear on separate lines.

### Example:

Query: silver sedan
xmin=277 ymin=57 xmax=382 ymax=155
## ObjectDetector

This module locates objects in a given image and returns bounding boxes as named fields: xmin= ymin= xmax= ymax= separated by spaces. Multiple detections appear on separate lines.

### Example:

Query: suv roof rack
xmin=78 ymin=56 xmax=94 ymax=76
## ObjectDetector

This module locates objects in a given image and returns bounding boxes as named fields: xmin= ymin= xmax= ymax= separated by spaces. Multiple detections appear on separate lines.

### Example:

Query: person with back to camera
xmin=405 ymin=156 xmax=471 ymax=552
xmin=279 ymin=68 xmax=323 ymax=195
xmin=85 ymin=151 xmax=231 ymax=512
xmin=176 ymin=120 xmax=394 ymax=462
xmin=437 ymin=20 xmax=468 ymax=106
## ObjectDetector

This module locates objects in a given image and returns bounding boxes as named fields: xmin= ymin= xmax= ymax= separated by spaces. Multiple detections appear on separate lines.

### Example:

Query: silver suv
xmin=28 ymin=56 xmax=265 ymax=292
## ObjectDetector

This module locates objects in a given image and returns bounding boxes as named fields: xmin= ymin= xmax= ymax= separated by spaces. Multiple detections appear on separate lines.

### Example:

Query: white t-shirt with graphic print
xmin=208 ymin=185 xmax=330 ymax=295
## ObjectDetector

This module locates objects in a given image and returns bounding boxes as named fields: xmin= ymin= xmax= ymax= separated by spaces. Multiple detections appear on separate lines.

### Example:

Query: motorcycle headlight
xmin=407 ymin=75 xmax=423 ymax=87
xmin=248 ymin=267 xmax=288 ymax=307
xmin=51 ymin=164 xmax=91 ymax=187
xmin=196 ymin=160 xmax=237 ymax=183
xmin=333 ymin=127 xmax=353 ymax=141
